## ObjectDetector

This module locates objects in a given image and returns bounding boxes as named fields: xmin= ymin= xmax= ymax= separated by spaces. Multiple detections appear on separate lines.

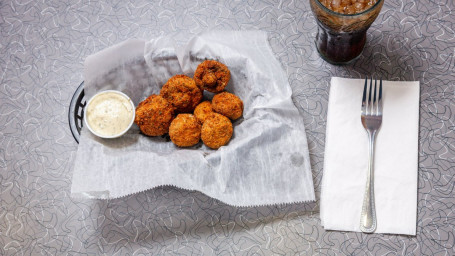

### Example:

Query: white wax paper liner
xmin=71 ymin=30 xmax=315 ymax=206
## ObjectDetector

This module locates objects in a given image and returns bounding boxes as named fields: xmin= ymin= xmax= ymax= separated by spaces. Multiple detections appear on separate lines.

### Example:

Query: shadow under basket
xmin=68 ymin=82 xmax=85 ymax=143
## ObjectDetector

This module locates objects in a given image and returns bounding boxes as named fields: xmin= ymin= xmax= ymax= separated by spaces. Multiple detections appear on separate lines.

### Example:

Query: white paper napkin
xmin=320 ymin=77 xmax=419 ymax=235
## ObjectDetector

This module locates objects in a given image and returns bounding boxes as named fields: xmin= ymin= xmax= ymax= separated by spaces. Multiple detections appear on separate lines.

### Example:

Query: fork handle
xmin=360 ymin=131 xmax=377 ymax=233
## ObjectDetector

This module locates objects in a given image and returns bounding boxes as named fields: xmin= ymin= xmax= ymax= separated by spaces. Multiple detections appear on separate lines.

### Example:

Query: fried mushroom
xmin=135 ymin=95 xmax=174 ymax=136
xmin=194 ymin=101 xmax=215 ymax=124
xmin=169 ymin=114 xmax=201 ymax=147
xmin=160 ymin=75 xmax=202 ymax=113
xmin=201 ymin=113 xmax=233 ymax=149
xmin=194 ymin=60 xmax=230 ymax=93
xmin=212 ymin=92 xmax=243 ymax=120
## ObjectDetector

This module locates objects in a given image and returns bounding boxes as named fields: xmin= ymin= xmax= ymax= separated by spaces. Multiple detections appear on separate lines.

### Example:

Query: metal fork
xmin=360 ymin=78 xmax=383 ymax=233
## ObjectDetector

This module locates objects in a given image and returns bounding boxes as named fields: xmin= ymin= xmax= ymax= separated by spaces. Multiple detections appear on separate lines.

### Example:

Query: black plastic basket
xmin=68 ymin=82 xmax=85 ymax=143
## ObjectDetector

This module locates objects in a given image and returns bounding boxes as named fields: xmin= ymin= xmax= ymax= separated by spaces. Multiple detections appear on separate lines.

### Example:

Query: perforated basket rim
xmin=68 ymin=82 xmax=85 ymax=143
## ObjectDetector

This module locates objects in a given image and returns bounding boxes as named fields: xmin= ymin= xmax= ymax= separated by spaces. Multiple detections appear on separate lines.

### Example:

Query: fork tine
xmin=378 ymin=79 xmax=383 ymax=115
xmin=373 ymin=79 xmax=377 ymax=115
xmin=368 ymin=78 xmax=373 ymax=115
xmin=362 ymin=78 xmax=367 ymax=114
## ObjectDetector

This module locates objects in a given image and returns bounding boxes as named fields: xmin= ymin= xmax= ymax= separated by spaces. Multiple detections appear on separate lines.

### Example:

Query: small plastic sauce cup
xmin=84 ymin=90 xmax=135 ymax=138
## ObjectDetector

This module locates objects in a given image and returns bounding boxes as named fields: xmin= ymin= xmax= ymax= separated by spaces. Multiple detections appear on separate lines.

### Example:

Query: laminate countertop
xmin=1 ymin=0 xmax=454 ymax=255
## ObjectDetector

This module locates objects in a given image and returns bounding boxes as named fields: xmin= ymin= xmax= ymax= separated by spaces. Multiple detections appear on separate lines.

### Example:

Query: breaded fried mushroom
xmin=212 ymin=92 xmax=243 ymax=120
xmin=194 ymin=101 xmax=214 ymax=124
xmin=160 ymin=75 xmax=202 ymax=113
xmin=194 ymin=60 xmax=230 ymax=93
xmin=135 ymin=95 xmax=174 ymax=136
xmin=169 ymin=114 xmax=201 ymax=147
xmin=201 ymin=113 xmax=233 ymax=149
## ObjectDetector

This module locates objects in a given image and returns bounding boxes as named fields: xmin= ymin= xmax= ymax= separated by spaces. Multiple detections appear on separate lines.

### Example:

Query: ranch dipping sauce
xmin=85 ymin=90 xmax=135 ymax=138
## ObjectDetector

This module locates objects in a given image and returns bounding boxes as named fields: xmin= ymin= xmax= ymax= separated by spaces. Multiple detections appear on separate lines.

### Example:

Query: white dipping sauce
xmin=85 ymin=91 xmax=134 ymax=137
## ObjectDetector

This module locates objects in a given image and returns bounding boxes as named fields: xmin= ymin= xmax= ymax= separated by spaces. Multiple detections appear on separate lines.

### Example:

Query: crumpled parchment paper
xmin=71 ymin=31 xmax=315 ymax=206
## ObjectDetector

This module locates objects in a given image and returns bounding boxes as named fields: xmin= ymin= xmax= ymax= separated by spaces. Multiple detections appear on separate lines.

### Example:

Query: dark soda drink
xmin=310 ymin=0 xmax=384 ymax=65
xmin=315 ymin=25 xmax=368 ymax=64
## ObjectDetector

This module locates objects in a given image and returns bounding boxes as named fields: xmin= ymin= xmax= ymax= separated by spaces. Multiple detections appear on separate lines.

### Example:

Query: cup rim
xmin=314 ymin=0 xmax=384 ymax=17
xmin=84 ymin=90 xmax=136 ymax=139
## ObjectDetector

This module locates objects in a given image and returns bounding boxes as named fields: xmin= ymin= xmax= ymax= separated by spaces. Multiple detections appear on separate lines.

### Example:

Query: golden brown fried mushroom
xmin=160 ymin=75 xmax=202 ymax=113
xmin=194 ymin=101 xmax=215 ymax=124
xmin=212 ymin=92 xmax=243 ymax=120
xmin=169 ymin=114 xmax=201 ymax=147
xmin=135 ymin=95 xmax=174 ymax=136
xmin=201 ymin=113 xmax=233 ymax=149
xmin=194 ymin=60 xmax=230 ymax=93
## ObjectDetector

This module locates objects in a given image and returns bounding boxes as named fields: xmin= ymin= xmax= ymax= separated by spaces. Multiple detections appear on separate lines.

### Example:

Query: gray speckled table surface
xmin=1 ymin=0 xmax=454 ymax=255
